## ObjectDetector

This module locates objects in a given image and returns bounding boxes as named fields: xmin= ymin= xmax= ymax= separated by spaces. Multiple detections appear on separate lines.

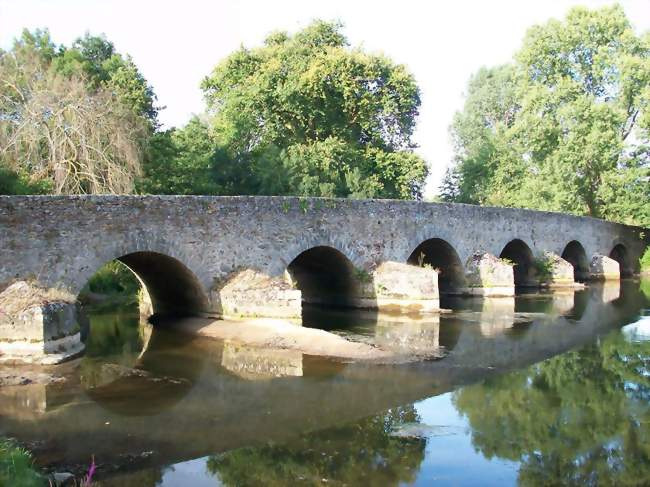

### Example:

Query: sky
xmin=1 ymin=0 xmax=649 ymax=197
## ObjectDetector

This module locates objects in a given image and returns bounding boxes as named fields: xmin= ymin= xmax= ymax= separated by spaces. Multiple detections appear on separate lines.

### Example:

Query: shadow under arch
xmin=561 ymin=240 xmax=589 ymax=282
xmin=287 ymin=246 xmax=360 ymax=308
xmin=499 ymin=239 xmax=537 ymax=288
xmin=84 ymin=251 xmax=210 ymax=316
xmin=609 ymin=244 xmax=635 ymax=278
xmin=407 ymin=238 xmax=465 ymax=293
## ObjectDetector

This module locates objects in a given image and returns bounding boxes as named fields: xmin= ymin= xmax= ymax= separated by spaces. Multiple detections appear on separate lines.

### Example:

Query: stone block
xmin=539 ymin=252 xmax=575 ymax=287
xmin=212 ymin=269 xmax=301 ymax=319
xmin=463 ymin=253 xmax=515 ymax=296
xmin=589 ymin=254 xmax=620 ymax=280
xmin=365 ymin=261 xmax=439 ymax=313
xmin=0 ymin=282 xmax=83 ymax=364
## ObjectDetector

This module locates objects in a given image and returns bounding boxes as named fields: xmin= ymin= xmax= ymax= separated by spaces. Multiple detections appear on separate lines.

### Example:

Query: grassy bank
xmin=0 ymin=439 xmax=43 ymax=487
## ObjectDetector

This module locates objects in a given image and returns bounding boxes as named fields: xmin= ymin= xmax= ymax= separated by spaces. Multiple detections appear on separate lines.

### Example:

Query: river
xmin=0 ymin=280 xmax=648 ymax=486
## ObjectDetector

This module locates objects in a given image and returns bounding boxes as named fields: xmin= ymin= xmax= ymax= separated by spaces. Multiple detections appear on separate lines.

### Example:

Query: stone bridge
xmin=0 ymin=195 xmax=647 ymax=362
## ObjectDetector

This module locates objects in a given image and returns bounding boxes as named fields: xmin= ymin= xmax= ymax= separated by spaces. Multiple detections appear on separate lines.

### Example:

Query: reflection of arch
xmin=561 ymin=241 xmax=589 ymax=282
xmin=287 ymin=246 xmax=358 ymax=307
xmin=82 ymin=325 xmax=204 ymax=416
xmin=85 ymin=252 xmax=209 ymax=316
xmin=407 ymin=238 xmax=464 ymax=292
xmin=499 ymin=239 xmax=536 ymax=288
xmin=609 ymin=244 xmax=634 ymax=278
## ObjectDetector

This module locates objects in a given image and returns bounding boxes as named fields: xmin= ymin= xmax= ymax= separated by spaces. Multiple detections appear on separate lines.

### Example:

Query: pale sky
xmin=1 ymin=0 xmax=648 ymax=197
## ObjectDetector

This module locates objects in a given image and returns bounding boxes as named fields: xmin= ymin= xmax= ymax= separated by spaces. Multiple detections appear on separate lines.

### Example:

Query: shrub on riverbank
xmin=0 ymin=439 xmax=43 ymax=487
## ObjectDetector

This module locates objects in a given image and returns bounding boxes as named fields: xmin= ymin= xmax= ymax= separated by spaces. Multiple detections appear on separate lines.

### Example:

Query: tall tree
xmin=0 ymin=29 xmax=155 ymax=194
xmin=201 ymin=20 xmax=428 ymax=199
xmin=442 ymin=5 xmax=650 ymax=226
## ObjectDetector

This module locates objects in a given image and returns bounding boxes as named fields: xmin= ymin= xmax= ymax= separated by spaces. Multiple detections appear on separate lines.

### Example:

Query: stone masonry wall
xmin=0 ymin=196 xmax=648 ymax=313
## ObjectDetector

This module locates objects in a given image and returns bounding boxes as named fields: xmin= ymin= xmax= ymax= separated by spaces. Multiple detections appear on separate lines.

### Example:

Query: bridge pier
xmin=363 ymin=261 xmax=440 ymax=314
xmin=538 ymin=252 xmax=577 ymax=288
xmin=212 ymin=269 xmax=301 ymax=319
xmin=0 ymin=281 xmax=83 ymax=364
xmin=589 ymin=254 xmax=621 ymax=280
xmin=462 ymin=253 xmax=515 ymax=296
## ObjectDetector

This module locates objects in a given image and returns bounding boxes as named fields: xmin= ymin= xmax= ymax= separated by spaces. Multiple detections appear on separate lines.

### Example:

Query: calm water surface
xmin=0 ymin=281 xmax=648 ymax=486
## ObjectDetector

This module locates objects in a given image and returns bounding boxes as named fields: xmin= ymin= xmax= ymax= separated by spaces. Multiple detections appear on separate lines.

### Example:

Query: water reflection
xmin=221 ymin=342 xmax=303 ymax=379
xmin=453 ymin=327 xmax=650 ymax=486
xmin=208 ymin=406 xmax=425 ymax=486
xmin=0 ymin=280 xmax=647 ymax=485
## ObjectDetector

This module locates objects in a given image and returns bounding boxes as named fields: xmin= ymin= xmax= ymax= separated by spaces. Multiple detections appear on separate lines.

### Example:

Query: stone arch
xmin=406 ymin=238 xmax=465 ymax=293
xmin=287 ymin=246 xmax=359 ymax=307
xmin=561 ymin=240 xmax=589 ymax=282
xmin=83 ymin=251 xmax=210 ymax=316
xmin=499 ymin=239 xmax=536 ymax=288
xmin=609 ymin=243 xmax=634 ymax=278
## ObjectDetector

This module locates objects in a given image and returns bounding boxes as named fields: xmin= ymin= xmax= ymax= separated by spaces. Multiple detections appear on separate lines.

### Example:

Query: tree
xmin=52 ymin=33 xmax=158 ymax=126
xmin=137 ymin=117 xmax=222 ymax=195
xmin=443 ymin=6 xmax=650 ymax=226
xmin=201 ymin=20 xmax=428 ymax=199
xmin=0 ymin=29 xmax=156 ymax=195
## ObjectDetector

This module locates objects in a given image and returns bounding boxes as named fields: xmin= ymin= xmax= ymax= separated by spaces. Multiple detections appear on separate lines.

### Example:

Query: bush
xmin=0 ymin=439 xmax=43 ymax=487
xmin=84 ymin=260 xmax=140 ymax=296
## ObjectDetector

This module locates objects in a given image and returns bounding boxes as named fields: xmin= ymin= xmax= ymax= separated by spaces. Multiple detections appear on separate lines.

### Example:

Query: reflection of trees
xmin=83 ymin=305 xmax=143 ymax=359
xmin=207 ymin=406 xmax=425 ymax=486
xmin=453 ymin=332 xmax=650 ymax=486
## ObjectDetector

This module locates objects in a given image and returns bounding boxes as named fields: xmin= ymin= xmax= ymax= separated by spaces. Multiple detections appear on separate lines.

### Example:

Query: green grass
xmin=0 ymin=439 xmax=44 ymax=487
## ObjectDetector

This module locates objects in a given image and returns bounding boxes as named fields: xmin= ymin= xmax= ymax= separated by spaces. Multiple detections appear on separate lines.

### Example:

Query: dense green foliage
xmin=83 ymin=261 xmax=140 ymax=297
xmin=0 ymin=439 xmax=43 ymax=487
xmin=0 ymin=29 xmax=154 ymax=194
xmin=196 ymin=20 xmax=427 ymax=199
xmin=442 ymin=5 xmax=650 ymax=226
xmin=453 ymin=327 xmax=650 ymax=486
xmin=207 ymin=406 xmax=425 ymax=486
xmin=3 ymin=23 xmax=426 ymax=200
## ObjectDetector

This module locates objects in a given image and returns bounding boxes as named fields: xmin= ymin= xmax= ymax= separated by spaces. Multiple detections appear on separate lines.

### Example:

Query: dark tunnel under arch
xmin=287 ymin=246 xmax=359 ymax=308
xmin=407 ymin=238 xmax=465 ymax=293
xmin=84 ymin=251 xmax=209 ymax=316
xmin=499 ymin=239 xmax=537 ymax=288
xmin=561 ymin=240 xmax=590 ymax=282
xmin=609 ymin=244 xmax=635 ymax=278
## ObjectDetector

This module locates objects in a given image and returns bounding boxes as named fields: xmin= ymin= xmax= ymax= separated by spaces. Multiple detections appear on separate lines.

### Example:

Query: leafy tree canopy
xmin=441 ymin=5 xmax=650 ymax=226
xmin=199 ymin=20 xmax=428 ymax=199
xmin=0 ymin=29 xmax=156 ymax=194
